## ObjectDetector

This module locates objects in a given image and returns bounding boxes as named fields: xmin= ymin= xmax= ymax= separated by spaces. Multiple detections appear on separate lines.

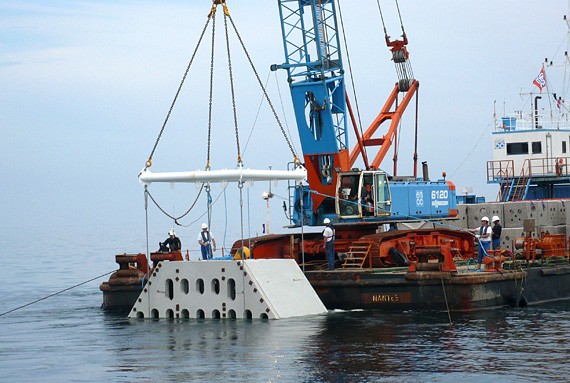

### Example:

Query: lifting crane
xmin=272 ymin=0 xmax=457 ymax=226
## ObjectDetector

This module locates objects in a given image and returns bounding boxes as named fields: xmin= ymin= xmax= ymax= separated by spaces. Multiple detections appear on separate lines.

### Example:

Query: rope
xmin=243 ymin=71 xmax=271 ymax=155
xmin=449 ymin=116 xmax=495 ymax=178
xmin=145 ymin=184 xmax=205 ymax=224
xmin=206 ymin=183 xmax=213 ymax=234
xmin=439 ymin=264 xmax=453 ymax=324
xmin=173 ymin=182 xmax=228 ymax=228
xmin=0 ymin=271 xmax=114 ymax=317
xmin=145 ymin=16 xmax=212 ymax=168
xmin=226 ymin=13 xmax=299 ymax=164
xmin=274 ymin=72 xmax=296 ymax=153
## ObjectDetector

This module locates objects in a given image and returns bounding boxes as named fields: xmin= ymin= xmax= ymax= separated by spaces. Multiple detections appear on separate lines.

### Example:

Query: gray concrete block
xmin=461 ymin=202 xmax=504 ymax=229
xmin=537 ymin=225 xmax=567 ymax=235
xmin=502 ymin=200 xmax=553 ymax=227
xmin=454 ymin=205 xmax=469 ymax=229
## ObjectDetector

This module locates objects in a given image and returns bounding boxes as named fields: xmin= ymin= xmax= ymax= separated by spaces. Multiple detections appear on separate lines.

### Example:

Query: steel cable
xmin=226 ymin=14 xmax=299 ymax=164
xmin=145 ymin=183 xmax=205 ymax=224
xmin=146 ymin=16 xmax=212 ymax=168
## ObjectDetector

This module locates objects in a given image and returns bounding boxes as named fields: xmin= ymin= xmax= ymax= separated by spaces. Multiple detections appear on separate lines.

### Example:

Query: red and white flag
xmin=533 ymin=67 xmax=547 ymax=93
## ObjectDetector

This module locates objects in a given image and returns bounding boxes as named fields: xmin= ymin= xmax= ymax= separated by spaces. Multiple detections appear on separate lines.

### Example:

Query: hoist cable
xmin=226 ymin=13 xmax=300 ymax=165
xmin=376 ymin=0 xmax=388 ymax=36
xmin=394 ymin=0 xmax=406 ymax=35
xmin=145 ymin=16 xmax=212 ymax=168
xmin=337 ymin=0 xmax=367 ymax=160
xmin=223 ymin=13 xmax=243 ymax=167
xmin=144 ymin=186 xmax=151 ymax=316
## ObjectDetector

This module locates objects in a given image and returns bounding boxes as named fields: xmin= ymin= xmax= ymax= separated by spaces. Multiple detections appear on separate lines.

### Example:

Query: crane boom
xmin=273 ymin=0 xmax=457 ymax=226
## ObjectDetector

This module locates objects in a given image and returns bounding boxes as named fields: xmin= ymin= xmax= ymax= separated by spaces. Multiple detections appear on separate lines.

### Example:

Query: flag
xmin=533 ymin=67 xmax=547 ymax=93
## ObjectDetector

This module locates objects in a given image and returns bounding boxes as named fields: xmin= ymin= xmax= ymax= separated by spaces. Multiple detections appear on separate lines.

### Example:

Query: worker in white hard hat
xmin=160 ymin=229 xmax=181 ymax=252
xmin=467 ymin=216 xmax=492 ymax=270
xmin=491 ymin=216 xmax=502 ymax=250
xmin=322 ymin=218 xmax=335 ymax=269
xmin=197 ymin=223 xmax=216 ymax=260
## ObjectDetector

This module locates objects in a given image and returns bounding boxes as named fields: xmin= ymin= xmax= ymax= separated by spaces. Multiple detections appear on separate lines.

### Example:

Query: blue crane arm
xmin=272 ymin=0 xmax=348 ymax=156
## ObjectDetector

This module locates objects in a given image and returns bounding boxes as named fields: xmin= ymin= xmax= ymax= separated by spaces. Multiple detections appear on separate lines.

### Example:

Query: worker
xmin=198 ymin=223 xmax=216 ymax=260
xmin=491 ymin=216 xmax=502 ymax=250
xmin=361 ymin=182 xmax=374 ymax=215
xmin=322 ymin=218 xmax=335 ymax=270
xmin=467 ymin=216 xmax=492 ymax=270
xmin=160 ymin=229 xmax=181 ymax=252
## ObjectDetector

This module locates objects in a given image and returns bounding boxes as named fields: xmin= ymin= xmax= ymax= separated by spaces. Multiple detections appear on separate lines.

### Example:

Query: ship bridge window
xmin=532 ymin=142 xmax=542 ymax=154
xmin=563 ymin=141 xmax=567 ymax=154
xmin=506 ymin=142 xmax=529 ymax=155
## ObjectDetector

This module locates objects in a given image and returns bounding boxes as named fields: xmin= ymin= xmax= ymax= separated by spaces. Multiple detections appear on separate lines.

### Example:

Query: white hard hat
xmin=323 ymin=218 xmax=331 ymax=224
xmin=492 ymin=215 xmax=500 ymax=222
xmin=481 ymin=216 xmax=489 ymax=222
xmin=201 ymin=223 xmax=208 ymax=229
xmin=169 ymin=229 xmax=175 ymax=236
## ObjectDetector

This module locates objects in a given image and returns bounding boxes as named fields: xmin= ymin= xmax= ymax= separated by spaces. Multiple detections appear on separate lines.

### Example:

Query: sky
xmin=1 ymin=0 xmax=569 ymax=251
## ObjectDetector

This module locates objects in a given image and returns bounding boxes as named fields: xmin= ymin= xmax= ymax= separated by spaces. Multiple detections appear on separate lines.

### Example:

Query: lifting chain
xmin=146 ymin=0 xmax=300 ymax=170
xmin=226 ymin=13 xmax=300 ymax=166
xmin=145 ymin=15 xmax=213 ymax=169
xmin=206 ymin=7 xmax=217 ymax=171
xmin=223 ymin=11 xmax=243 ymax=167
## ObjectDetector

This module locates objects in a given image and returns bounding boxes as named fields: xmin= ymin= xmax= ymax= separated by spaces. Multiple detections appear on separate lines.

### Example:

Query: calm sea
xmin=1 ymin=224 xmax=569 ymax=383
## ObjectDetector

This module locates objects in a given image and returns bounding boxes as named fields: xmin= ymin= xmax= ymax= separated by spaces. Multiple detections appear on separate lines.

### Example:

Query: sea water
xmin=1 ymin=224 xmax=569 ymax=383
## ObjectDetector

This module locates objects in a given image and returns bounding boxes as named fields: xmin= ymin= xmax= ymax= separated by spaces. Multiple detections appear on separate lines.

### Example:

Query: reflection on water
xmin=86 ymin=304 xmax=570 ymax=383
xmin=1 ymin=226 xmax=570 ymax=382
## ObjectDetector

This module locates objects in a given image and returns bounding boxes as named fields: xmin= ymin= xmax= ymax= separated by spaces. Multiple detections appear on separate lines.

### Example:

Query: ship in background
xmin=488 ymin=13 xmax=570 ymax=202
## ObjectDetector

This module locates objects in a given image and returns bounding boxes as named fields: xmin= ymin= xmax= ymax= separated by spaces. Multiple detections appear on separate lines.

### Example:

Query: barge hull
xmin=306 ymin=265 xmax=570 ymax=312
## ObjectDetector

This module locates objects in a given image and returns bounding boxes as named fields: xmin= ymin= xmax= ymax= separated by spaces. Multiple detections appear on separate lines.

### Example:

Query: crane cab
xmin=336 ymin=171 xmax=392 ymax=220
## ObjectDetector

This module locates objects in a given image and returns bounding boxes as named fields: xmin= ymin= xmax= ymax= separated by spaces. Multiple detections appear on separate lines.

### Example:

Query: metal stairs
xmin=500 ymin=159 xmax=531 ymax=201
xmin=342 ymin=240 xmax=373 ymax=268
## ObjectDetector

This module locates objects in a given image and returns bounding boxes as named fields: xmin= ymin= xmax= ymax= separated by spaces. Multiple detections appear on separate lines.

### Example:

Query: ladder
xmin=507 ymin=159 xmax=531 ymax=201
xmin=342 ymin=240 xmax=373 ymax=268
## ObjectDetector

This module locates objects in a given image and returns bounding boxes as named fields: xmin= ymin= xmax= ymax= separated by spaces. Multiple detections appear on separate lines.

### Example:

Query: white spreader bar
xmin=139 ymin=166 xmax=306 ymax=185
